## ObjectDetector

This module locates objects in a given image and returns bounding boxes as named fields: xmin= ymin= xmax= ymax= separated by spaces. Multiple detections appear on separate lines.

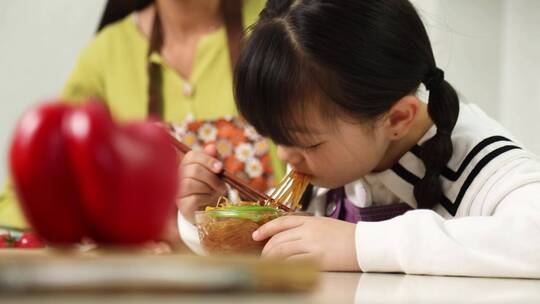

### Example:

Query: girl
xmin=178 ymin=0 xmax=540 ymax=277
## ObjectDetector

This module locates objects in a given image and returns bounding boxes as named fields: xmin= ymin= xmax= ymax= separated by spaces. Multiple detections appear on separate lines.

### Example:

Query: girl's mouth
xmin=291 ymin=167 xmax=312 ymax=177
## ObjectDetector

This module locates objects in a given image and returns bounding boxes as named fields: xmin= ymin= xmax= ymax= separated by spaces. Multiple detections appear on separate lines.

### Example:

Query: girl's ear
xmin=384 ymin=95 xmax=421 ymax=140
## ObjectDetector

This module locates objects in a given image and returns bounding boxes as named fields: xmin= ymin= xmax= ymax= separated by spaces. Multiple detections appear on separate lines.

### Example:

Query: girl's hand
xmin=177 ymin=144 xmax=227 ymax=223
xmin=253 ymin=216 xmax=361 ymax=271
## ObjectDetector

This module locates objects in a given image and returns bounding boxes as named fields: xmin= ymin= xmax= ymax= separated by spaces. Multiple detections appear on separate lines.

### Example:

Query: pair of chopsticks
xmin=164 ymin=131 xmax=273 ymax=203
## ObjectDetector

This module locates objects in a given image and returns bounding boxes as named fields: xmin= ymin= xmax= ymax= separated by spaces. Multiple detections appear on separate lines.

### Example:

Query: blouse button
xmin=326 ymin=201 xmax=337 ymax=216
xmin=183 ymin=82 xmax=194 ymax=97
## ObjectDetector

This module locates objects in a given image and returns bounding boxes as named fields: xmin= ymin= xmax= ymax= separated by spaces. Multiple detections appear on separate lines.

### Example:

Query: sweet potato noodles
xmin=267 ymin=171 xmax=310 ymax=211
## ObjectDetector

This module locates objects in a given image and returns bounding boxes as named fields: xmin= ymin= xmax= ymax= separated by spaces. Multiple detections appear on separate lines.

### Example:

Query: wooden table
xmin=0 ymin=250 xmax=539 ymax=303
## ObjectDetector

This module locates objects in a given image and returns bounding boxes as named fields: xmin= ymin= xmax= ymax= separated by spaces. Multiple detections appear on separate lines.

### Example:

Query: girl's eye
xmin=304 ymin=142 xmax=324 ymax=150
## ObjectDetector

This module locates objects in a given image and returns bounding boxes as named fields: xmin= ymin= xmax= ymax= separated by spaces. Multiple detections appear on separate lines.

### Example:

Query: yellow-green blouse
xmin=0 ymin=0 xmax=284 ymax=229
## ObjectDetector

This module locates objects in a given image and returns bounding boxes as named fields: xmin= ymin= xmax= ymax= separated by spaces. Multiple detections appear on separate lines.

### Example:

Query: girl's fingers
xmin=253 ymin=216 xmax=306 ymax=241
xmin=182 ymin=150 xmax=222 ymax=174
xmin=261 ymin=226 xmax=303 ymax=257
xmin=179 ymin=178 xmax=215 ymax=198
xmin=177 ymin=178 xmax=226 ymax=216
xmin=179 ymin=177 xmax=223 ymax=199
xmin=262 ymin=239 xmax=308 ymax=259
xmin=203 ymin=144 xmax=218 ymax=157
xmin=180 ymin=163 xmax=227 ymax=194
xmin=262 ymin=233 xmax=302 ymax=257
xmin=285 ymin=253 xmax=319 ymax=263
xmin=178 ymin=194 xmax=220 ymax=222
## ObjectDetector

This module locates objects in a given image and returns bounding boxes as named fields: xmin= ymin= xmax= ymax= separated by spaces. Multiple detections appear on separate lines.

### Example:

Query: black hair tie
xmin=424 ymin=67 xmax=445 ymax=91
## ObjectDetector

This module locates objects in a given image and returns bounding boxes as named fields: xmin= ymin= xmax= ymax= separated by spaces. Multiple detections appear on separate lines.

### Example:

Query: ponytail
xmin=413 ymin=68 xmax=459 ymax=209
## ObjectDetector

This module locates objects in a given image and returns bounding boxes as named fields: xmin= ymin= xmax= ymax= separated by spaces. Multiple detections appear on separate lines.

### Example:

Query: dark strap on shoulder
xmin=147 ymin=9 xmax=163 ymax=118
xmin=221 ymin=0 xmax=244 ymax=69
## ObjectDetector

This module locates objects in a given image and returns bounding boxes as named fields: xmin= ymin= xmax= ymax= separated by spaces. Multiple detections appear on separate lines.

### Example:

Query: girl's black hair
xmin=234 ymin=0 xmax=459 ymax=209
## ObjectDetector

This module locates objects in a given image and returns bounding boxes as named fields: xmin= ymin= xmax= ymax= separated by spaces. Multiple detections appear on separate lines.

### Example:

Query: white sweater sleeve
xmin=355 ymin=181 xmax=540 ymax=278
xmin=177 ymin=211 xmax=206 ymax=255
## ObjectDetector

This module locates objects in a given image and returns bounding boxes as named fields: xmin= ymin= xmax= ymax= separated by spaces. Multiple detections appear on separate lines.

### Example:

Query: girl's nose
xmin=277 ymin=145 xmax=303 ymax=166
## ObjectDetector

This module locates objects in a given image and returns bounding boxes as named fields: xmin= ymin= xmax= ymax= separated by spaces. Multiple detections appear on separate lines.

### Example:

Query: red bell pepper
xmin=9 ymin=100 xmax=178 ymax=245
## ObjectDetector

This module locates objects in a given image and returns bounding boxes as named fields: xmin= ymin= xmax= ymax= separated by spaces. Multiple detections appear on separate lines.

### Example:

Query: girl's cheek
xmin=306 ymin=155 xmax=330 ymax=175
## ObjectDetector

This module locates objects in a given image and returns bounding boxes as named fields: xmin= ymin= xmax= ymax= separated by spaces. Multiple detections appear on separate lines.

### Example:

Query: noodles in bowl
xmin=196 ymin=172 xmax=310 ymax=255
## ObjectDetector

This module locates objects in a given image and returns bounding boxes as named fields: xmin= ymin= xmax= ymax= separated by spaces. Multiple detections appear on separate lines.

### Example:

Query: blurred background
xmin=0 ymin=0 xmax=539 ymax=185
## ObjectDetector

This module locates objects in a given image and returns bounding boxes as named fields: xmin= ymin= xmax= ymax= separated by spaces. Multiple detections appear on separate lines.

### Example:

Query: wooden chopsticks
xmin=165 ymin=131 xmax=273 ymax=203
